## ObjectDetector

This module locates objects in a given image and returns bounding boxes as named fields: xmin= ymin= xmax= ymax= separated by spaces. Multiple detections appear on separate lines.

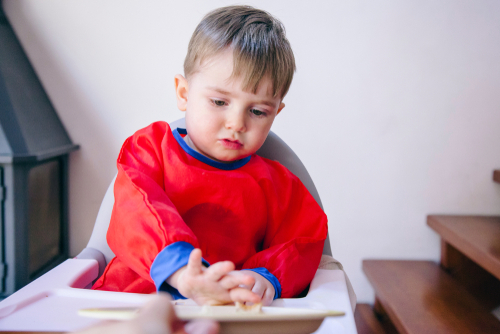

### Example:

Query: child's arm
xmin=167 ymin=249 xmax=262 ymax=306
xmin=240 ymin=163 xmax=328 ymax=299
xmin=106 ymin=123 xmax=204 ymax=294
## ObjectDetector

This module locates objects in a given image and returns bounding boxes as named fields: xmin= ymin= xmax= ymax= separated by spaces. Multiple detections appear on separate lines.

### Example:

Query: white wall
xmin=3 ymin=0 xmax=500 ymax=303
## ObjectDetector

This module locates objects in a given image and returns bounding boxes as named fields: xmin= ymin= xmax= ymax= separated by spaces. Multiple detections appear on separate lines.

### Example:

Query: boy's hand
xmin=227 ymin=270 xmax=276 ymax=306
xmin=172 ymin=249 xmax=262 ymax=306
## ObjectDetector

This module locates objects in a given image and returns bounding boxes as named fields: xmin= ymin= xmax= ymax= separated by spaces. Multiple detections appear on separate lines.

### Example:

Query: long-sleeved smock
xmin=92 ymin=121 xmax=327 ymax=299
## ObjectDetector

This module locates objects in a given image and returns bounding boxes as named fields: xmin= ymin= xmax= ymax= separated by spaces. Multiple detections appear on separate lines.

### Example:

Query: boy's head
xmin=175 ymin=5 xmax=296 ymax=163
xmin=185 ymin=5 xmax=295 ymax=98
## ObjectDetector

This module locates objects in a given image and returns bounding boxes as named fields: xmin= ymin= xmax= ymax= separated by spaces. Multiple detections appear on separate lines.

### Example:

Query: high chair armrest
xmin=75 ymin=247 xmax=107 ymax=280
xmin=308 ymin=269 xmax=357 ymax=333
xmin=318 ymin=255 xmax=357 ymax=313
xmin=319 ymin=254 xmax=344 ymax=270
xmin=318 ymin=255 xmax=356 ymax=311
xmin=0 ymin=258 xmax=99 ymax=315
xmin=271 ymin=269 xmax=357 ymax=333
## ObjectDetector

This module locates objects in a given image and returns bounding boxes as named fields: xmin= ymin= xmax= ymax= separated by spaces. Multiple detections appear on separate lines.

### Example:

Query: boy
xmin=92 ymin=5 xmax=327 ymax=306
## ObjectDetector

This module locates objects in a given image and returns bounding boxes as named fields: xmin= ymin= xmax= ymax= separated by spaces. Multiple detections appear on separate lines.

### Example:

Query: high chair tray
xmin=0 ymin=288 xmax=153 ymax=331
xmin=79 ymin=304 xmax=345 ymax=334
xmin=0 ymin=259 xmax=356 ymax=333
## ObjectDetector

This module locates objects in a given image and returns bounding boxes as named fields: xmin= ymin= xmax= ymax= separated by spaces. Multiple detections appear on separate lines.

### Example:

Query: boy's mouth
xmin=220 ymin=138 xmax=243 ymax=149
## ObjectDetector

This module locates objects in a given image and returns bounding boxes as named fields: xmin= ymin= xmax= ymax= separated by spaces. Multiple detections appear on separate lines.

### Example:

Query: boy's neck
xmin=182 ymin=134 xmax=234 ymax=164
xmin=182 ymin=134 xmax=198 ymax=153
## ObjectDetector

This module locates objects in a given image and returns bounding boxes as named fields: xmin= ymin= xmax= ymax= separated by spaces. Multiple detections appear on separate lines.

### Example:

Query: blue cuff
xmin=150 ymin=241 xmax=210 ymax=300
xmin=243 ymin=268 xmax=282 ymax=299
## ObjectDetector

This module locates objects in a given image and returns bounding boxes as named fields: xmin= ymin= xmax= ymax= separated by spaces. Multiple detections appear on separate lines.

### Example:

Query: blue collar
xmin=172 ymin=128 xmax=251 ymax=170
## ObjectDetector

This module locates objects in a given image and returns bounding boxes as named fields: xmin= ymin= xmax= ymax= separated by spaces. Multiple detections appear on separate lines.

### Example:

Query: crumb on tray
xmin=235 ymin=302 xmax=263 ymax=313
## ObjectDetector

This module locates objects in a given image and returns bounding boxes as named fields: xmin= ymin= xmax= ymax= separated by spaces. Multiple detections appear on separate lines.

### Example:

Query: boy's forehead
xmin=205 ymin=75 xmax=277 ymax=101
xmin=192 ymin=52 xmax=279 ymax=100
xmin=188 ymin=47 xmax=279 ymax=99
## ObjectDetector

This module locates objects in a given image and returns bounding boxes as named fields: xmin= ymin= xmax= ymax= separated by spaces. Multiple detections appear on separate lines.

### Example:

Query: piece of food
xmin=235 ymin=302 xmax=263 ymax=313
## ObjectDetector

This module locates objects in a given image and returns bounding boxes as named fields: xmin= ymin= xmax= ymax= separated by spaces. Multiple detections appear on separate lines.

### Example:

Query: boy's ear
xmin=174 ymin=74 xmax=188 ymax=111
xmin=276 ymin=102 xmax=285 ymax=115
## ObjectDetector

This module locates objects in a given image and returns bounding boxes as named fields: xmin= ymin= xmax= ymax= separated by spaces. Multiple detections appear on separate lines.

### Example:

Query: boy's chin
xmin=212 ymin=152 xmax=250 ymax=164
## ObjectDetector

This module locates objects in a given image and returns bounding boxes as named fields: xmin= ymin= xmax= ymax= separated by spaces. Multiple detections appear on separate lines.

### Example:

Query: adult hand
xmin=74 ymin=293 xmax=219 ymax=334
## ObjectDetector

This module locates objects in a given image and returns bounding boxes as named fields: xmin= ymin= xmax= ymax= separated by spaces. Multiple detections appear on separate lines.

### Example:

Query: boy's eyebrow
xmin=256 ymin=100 xmax=279 ymax=108
xmin=206 ymin=87 xmax=233 ymax=96
xmin=206 ymin=86 xmax=278 ymax=108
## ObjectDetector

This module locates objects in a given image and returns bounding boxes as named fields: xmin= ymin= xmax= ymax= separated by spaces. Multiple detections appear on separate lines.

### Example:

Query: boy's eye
xmin=212 ymin=99 xmax=226 ymax=106
xmin=251 ymin=109 xmax=265 ymax=116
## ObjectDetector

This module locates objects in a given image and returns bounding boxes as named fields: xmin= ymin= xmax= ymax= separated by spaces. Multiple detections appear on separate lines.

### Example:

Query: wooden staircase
xmin=355 ymin=170 xmax=500 ymax=333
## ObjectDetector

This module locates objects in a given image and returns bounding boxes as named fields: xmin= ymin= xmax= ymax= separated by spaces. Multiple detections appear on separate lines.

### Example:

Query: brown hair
xmin=184 ymin=5 xmax=296 ymax=98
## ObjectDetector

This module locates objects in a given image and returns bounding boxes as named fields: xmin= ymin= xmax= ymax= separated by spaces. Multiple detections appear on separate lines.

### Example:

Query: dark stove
xmin=0 ymin=5 xmax=78 ymax=296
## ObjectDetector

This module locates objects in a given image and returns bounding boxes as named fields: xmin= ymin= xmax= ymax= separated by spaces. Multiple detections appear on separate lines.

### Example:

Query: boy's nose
xmin=225 ymin=111 xmax=246 ymax=133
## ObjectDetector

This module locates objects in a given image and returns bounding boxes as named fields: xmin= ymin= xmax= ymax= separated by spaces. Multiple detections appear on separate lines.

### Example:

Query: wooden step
xmin=363 ymin=260 xmax=500 ymax=334
xmin=494 ymin=170 xmax=500 ymax=183
xmin=427 ymin=215 xmax=500 ymax=310
xmin=355 ymin=303 xmax=396 ymax=334
xmin=427 ymin=215 xmax=500 ymax=280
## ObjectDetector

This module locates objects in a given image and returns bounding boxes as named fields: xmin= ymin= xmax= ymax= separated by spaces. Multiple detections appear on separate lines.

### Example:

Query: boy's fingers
xmin=186 ymin=249 xmax=203 ymax=275
xmin=262 ymin=287 xmax=275 ymax=306
xmin=218 ymin=275 xmax=240 ymax=290
xmin=239 ymin=274 xmax=256 ymax=287
xmin=229 ymin=287 xmax=262 ymax=304
xmin=204 ymin=261 xmax=235 ymax=281
xmin=225 ymin=271 xmax=256 ymax=287
xmin=251 ymin=281 xmax=266 ymax=299
xmin=219 ymin=274 xmax=254 ymax=290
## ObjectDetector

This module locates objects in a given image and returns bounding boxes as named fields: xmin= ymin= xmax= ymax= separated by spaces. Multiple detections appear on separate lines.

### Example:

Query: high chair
xmin=0 ymin=118 xmax=357 ymax=333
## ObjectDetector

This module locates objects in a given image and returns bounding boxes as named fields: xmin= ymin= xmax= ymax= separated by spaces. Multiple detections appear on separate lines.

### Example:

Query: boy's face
xmin=175 ymin=49 xmax=285 ymax=163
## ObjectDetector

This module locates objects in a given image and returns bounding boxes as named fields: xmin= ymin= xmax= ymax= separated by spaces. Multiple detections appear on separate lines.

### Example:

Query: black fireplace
xmin=0 ymin=6 xmax=78 ymax=296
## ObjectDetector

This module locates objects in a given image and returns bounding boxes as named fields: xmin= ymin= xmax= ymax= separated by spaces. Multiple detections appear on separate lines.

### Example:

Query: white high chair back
xmin=77 ymin=118 xmax=332 ymax=277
